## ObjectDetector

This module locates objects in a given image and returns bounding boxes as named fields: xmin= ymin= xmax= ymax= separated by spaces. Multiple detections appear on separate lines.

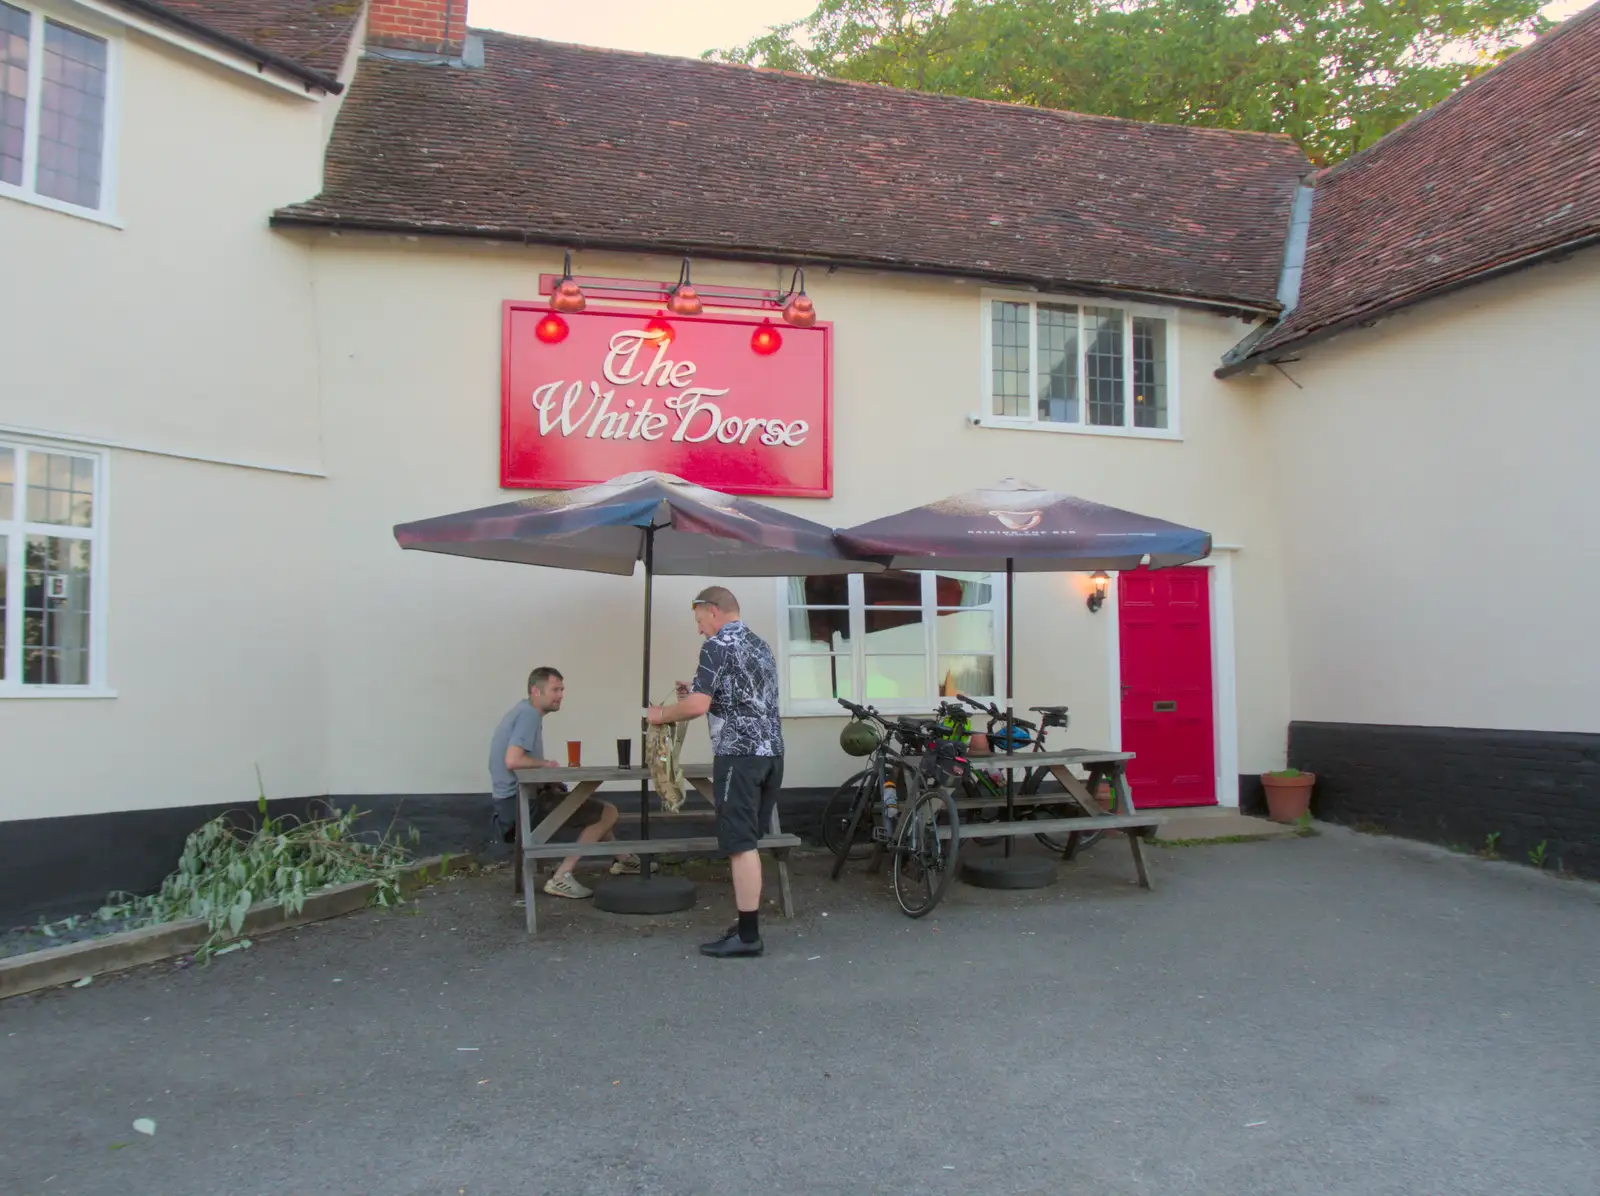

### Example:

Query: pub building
xmin=4 ymin=0 xmax=1596 ymax=920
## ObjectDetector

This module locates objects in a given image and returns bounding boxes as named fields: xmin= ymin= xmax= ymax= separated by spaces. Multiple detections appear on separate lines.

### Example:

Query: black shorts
xmin=713 ymin=755 xmax=784 ymax=854
xmin=493 ymin=785 xmax=609 ymax=843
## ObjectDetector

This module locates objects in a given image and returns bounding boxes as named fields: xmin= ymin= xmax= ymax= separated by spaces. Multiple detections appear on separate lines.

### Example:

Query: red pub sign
xmin=501 ymin=303 xmax=832 ymax=497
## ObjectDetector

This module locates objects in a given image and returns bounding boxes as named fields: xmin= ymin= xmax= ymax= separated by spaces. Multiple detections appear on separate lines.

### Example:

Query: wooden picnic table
xmin=913 ymin=748 xmax=1164 ymax=888
xmin=510 ymin=763 xmax=798 ymax=935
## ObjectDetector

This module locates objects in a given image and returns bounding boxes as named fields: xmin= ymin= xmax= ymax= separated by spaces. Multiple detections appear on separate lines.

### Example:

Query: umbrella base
xmin=960 ymin=855 xmax=1056 ymax=890
xmin=593 ymin=874 xmax=698 ymax=915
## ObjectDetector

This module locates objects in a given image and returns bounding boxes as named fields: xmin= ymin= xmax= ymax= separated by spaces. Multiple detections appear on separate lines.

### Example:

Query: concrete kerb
xmin=0 ymin=853 xmax=479 ymax=1001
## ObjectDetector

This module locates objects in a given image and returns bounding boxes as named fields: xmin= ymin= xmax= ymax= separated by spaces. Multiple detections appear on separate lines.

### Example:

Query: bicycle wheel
xmin=821 ymin=770 xmax=878 ymax=866
xmin=891 ymin=788 xmax=961 ymax=917
xmin=1026 ymin=767 xmax=1106 ymax=859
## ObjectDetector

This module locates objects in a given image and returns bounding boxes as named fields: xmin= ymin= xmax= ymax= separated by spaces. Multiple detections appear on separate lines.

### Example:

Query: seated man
xmin=490 ymin=666 xmax=638 ymax=900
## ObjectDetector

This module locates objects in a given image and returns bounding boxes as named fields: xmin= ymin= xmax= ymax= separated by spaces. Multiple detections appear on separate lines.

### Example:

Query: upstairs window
xmin=1 ymin=2 xmax=113 ymax=218
xmin=984 ymin=295 xmax=1176 ymax=435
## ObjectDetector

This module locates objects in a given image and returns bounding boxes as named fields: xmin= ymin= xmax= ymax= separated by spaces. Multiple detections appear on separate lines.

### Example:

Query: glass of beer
xmin=566 ymin=741 xmax=581 ymax=768
xmin=616 ymin=738 xmax=631 ymax=769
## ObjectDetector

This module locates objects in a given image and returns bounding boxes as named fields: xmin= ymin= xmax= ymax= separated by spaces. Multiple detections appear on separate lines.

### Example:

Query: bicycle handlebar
xmin=839 ymin=699 xmax=920 ymax=741
xmin=955 ymin=693 xmax=1038 ymax=732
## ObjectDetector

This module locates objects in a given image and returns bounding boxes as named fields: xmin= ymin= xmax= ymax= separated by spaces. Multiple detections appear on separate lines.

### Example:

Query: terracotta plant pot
xmin=1262 ymin=770 xmax=1315 ymax=823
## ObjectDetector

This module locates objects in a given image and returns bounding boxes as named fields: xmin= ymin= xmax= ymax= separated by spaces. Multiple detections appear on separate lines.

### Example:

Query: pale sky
xmin=469 ymin=0 xmax=1593 ymax=59
xmin=468 ymin=0 xmax=818 ymax=59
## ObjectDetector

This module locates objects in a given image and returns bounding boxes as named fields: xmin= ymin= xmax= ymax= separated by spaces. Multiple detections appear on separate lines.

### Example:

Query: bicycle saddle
xmin=1029 ymin=705 xmax=1070 ymax=714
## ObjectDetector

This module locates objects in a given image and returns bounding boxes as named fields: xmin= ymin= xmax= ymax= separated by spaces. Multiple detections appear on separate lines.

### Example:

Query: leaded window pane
xmin=24 ymin=533 xmax=90 ymax=685
xmin=1037 ymin=303 xmax=1079 ymax=423
xmin=1133 ymin=316 xmax=1169 ymax=429
xmin=1085 ymin=306 xmax=1125 ymax=426
xmin=0 ymin=445 xmax=13 ymax=519
xmin=991 ymin=301 xmax=1030 ymax=418
xmin=0 ymin=1 xmax=28 ymax=187
xmin=36 ymin=19 xmax=106 ymax=209
xmin=26 ymin=449 xmax=93 ymax=526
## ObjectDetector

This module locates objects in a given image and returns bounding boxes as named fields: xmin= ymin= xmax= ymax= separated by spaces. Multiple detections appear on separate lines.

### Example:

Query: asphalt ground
xmin=3 ymin=827 xmax=1597 ymax=1196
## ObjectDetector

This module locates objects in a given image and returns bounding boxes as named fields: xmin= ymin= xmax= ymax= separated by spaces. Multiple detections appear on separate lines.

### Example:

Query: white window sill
xmin=0 ymin=185 xmax=123 ymax=229
xmin=0 ymin=686 xmax=118 ymax=699
xmin=969 ymin=414 xmax=1181 ymax=441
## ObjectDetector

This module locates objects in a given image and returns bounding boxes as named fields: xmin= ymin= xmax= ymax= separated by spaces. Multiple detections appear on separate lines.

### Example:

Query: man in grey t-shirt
xmin=491 ymin=666 xmax=637 ymax=900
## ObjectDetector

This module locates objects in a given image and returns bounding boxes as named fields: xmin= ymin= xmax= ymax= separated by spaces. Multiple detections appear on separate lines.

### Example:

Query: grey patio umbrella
xmin=838 ymin=478 xmax=1212 ymax=867
xmin=395 ymin=471 xmax=882 ymax=903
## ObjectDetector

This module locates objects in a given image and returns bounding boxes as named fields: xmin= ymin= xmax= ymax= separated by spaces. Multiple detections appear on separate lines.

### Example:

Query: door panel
xmin=1119 ymin=567 xmax=1216 ymax=808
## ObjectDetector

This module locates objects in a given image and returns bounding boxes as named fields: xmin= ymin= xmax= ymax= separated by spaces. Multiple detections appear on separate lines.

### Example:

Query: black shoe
xmin=700 ymin=932 xmax=763 ymax=958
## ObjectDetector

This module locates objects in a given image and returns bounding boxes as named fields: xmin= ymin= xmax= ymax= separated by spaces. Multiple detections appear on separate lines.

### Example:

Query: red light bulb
xmin=643 ymin=313 xmax=675 ymax=346
xmin=750 ymin=320 xmax=782 ymax=355
xmin=535 ymin=313 xmax=569 ymax=344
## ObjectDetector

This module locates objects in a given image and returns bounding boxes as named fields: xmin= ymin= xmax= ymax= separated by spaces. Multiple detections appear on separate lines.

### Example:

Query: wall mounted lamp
xmin=550 ymin=250 xmax=586 ymax=313
xmin=1086 ymin=571 xmax=1109 ymax=613
xmin=665 ymin=257 xmax=703 ymax=316
xmin=780 ymin=267 xmax=817 ymax=327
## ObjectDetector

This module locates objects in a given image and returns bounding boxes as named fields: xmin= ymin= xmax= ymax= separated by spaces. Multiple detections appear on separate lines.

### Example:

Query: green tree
xmin=708 ymin=1 xmax=1551 ymax=164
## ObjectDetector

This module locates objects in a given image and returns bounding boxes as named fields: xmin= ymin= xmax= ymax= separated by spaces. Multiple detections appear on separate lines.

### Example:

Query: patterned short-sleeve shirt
xmin=692 ymin=620 xmax=784 ymax=758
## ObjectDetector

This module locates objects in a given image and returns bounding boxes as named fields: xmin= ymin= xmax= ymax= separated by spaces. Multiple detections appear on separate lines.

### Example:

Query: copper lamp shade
xmin=550 ymin=250 xmax=586 ymax=313
xmin=665 ymin=257 xmax=703 ymax=316
xmin=780 ymin=267 xmax=816 ymax=327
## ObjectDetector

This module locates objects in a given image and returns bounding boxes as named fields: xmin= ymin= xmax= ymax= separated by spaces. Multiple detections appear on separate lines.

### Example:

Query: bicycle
xmin=823 ymin=698 xmax=964 ymax=918
xmin=820 ymin=704 xmax=933 ymax=865
xmin=948 ymin=693 xmax=1110 ymax=860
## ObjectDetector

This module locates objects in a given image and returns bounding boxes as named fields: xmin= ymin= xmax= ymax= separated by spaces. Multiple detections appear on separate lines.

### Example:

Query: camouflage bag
xmin=647 ymin=703 xmax=689 ymax=812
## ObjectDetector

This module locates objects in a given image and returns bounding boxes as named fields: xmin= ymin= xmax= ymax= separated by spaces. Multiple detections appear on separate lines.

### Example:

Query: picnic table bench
xmin=511 ymin=763 xmax=799 ymax=935
xmin=924 ymin=748 xmax=1166 ymax=889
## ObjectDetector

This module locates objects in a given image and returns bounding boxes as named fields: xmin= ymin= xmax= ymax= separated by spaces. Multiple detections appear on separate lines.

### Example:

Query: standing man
xmin=491 ymin=666 xmax=639 ymax=901
xmin=647 ymin=587 xmax=782 ymax=958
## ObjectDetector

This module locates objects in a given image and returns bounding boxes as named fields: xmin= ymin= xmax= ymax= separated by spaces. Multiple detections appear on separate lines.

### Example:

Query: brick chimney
xmin=367 ymin=0 xmax=466 ymax=56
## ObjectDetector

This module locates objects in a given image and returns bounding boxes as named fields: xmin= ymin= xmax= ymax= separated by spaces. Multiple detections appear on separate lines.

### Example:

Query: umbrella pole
xmin=1005 ymin=556 xmax=1015 ymax=858
xmin=640 ymin=525 xmax=654 ymax=879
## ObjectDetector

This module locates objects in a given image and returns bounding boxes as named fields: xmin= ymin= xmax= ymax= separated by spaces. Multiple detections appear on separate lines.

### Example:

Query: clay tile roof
xmin=273 ymin=32 xmax=1311 ymax=310
xmin=105 ymin=0 xmax=360 ymax=88
xmin=1237 ymin=1 xmax=1600 ymax=365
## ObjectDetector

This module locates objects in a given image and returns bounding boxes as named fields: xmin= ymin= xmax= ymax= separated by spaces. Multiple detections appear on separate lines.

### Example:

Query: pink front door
xmin=1119 ymin=567 xmax=1216 ymax=808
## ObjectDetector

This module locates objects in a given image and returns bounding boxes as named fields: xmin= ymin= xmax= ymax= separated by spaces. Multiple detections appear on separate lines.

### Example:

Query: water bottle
xmin=881 ymin=779 xmax=899 ymax=833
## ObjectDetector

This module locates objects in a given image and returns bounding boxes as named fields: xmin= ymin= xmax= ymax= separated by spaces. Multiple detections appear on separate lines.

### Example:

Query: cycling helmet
xmin=839 ymin=719 xmax=882 ymax=757
xmin=991 ymin=723 xmax=1033 ymax=750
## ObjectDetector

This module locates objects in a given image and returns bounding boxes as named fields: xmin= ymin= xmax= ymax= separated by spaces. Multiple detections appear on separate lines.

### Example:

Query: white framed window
xmin=0 ymin=438 xmax=110 ymax=695
xmin=979 ymin=291 xmax=1179 ymax=437
xmin=776 ymin=570 xmax=1006 ymax=716
xmin=1 ymin=1 xmax=118 ymax=222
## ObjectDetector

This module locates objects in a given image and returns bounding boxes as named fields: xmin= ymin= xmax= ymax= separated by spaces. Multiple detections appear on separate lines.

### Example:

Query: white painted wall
xmin=0 ymin=21 xmax=328 ymax=471
xmin=0 ymin=449 xmax=329 ymax=817
xmin=1249 ymin=246 xmax=1600 ymax=734
xmin=302 ymin=239 xmax=1293 ymax=796
xmin=0 ymin=15 xmax=334 ymax=821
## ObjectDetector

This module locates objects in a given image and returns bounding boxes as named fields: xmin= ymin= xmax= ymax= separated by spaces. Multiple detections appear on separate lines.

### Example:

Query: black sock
xmin=737 ymin=910 xmax=759 ymax=943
